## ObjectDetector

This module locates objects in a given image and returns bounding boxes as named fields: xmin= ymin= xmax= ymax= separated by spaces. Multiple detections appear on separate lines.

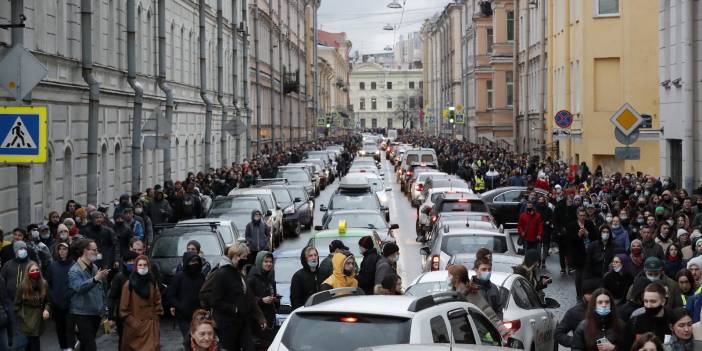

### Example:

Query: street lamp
xmin=384 ymin=45 xmax=393 ymax=51
xmin=383 ymin=23 xmax=394 ymax=31
xmin=387 ymin=0 xmax=402 ymax=9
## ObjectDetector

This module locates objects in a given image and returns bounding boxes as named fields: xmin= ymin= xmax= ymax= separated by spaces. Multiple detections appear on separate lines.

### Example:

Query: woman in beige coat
xmin=119 ymin=255 xmax=163 ymax=351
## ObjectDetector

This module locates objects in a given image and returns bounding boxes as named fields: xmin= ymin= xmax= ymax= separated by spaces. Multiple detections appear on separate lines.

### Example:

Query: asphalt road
xmin=36 ymin=154 xmax=577 ymax=350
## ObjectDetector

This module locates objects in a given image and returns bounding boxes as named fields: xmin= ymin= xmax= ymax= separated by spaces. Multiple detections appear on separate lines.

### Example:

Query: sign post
xmin=0 ymin=106 xmax=47 ymax=163
xmin=610 ymin=103 xmax=643 ymax=160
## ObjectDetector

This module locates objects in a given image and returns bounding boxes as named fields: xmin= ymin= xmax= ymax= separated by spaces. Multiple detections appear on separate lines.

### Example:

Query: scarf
xmin=128 ymin=271 xmax=152 ymax=300
xmin=191 ymin=338 xmax=218 ymax=351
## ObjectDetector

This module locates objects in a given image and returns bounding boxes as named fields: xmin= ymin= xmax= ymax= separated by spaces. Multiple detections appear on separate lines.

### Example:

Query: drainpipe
xmin=539 ymin=0 xmax=546 ymax=158
xmin=278 ymin=0 xmax=285 ymax=148
xmin=81 ymin=0 xmax=100 ymax=206
xmin=127 ymin=0 xmax=143 ymax=194
xmin=269 ymin=0 xmax=276 ymax=151
xmin=217 ymin=0 xmax=227 ymax=166
xmin=200 ymin=0 xmax=214 ymax=170
xmin=312 ymin=0 xmax=319 ymax=140
xmin=11 ymin=0 xmax=30 ymax=228
xmin=287 ymin=0 xmax=293 ymax=146
xmin=254 ymin=5 xmax=262 ymax=154
xmin=157 ymin=0 xmax=173 ymax=181
xmin=232 ymin=0 xmax=239 ymax=162
xmin=524 ymin=2 xmax=530 ymax=153
xmin=513 ymin=0 xmax=520 ymax=151
xmin=241 ymin=0 xmax=250 ymax=157
xmin=682 ymin=0 xmax=695 ymax=191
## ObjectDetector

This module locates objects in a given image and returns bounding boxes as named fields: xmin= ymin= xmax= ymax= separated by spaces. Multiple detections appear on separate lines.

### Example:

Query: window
xmin=371 ymin=97 xmax=377 ymax=110
xmin=507 ymin=11 xmax=514 ymax=41
xmin=360 ymin=82 xmax=365 ymax=90
xmin=409 ymin=97 xmax=416 ymax=109
xmin=487 ymin=80 xmax=493 ymax=109
xmin=487 ymin=28 xmax=494 ymax=54
xmin=430 ymin=316 xmax=450 ymax=343
xmin=494 ymin=190 xmax=522 ymax=203
xmin=468 ymin=310 xmax=502 ymax=346
xmin=506 ymin=71 xmax=514 ymax=107
xmin=595 ymin=0 xmax=619 ymax=16
xmin=409 ymin=81 xmax=415 ymax=89
xmin=371 ymin=118 xmax=378 ymax=128
xmin=387 ymin=118 xmax=393 ymax=129
xmin=387 ymin=81 xmax=392 ymax=90
xmin=419 ymin=81 xmax=423 ymax=89
xmin=371 ymin=82 xmax=377 ymax=90
xmin=359 ymin=98 xmax=366 ymax=110
xmin=360 ymin=119 xmax=366 ymax=128
xmin=387 ymin=97 xmax=393 ymax=109
xmin=448 ymin=309 xmax=476 ymax=344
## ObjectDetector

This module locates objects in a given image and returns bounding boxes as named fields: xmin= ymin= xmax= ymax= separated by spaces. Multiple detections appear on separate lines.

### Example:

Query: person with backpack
xmin=118 ymin=255 xmax=163 ymax=351
xmin=167 ymin=251 xmax=206 ymax=350
xmin=356 ymin=236 xmax=380 ymax=295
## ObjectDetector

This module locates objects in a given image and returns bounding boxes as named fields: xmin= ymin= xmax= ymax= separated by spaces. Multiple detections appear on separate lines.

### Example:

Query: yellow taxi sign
xmin=338 ymin=220 xmax=347 ymax=234
xmin=610 ymin=103 xmax=643 ymax=136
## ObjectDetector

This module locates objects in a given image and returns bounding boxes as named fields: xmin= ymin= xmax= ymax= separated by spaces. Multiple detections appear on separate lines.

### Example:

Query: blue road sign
xmin=0 ymin=106 xmax=47 ymax=163
xmin=554 ymin=110 xmax=573 ymax=129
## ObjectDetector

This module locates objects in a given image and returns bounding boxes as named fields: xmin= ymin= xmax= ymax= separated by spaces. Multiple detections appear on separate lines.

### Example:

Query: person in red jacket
xmin=534 ymin=174 xmax=550 ymax=191
xmin=518 ymin=201 xmax=544 ymax=252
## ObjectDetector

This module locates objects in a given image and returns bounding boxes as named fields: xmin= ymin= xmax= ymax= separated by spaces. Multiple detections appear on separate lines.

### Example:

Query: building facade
xmin=0 ymin=0 xmax=311 ymax=229
xmin=317 ymin=30 xmax=352 ymax=129
xmin=394 ymin=32 xmax=423 ymax=68
xmin=349 ymin=62 xmax=422 ymax=130
xmin=547 ymin=0 xmax=660 ymax=175
xmin=658 ymin=0 xmax=702 ymax=190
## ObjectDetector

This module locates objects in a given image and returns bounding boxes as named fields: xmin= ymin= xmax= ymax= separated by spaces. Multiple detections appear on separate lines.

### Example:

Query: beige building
xmin=317 ymin=31 xmax=352 ymax=127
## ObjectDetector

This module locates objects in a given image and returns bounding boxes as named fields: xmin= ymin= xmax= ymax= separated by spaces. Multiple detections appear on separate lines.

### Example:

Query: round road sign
xmin=554 ymin=110 xmax=573 ymax=129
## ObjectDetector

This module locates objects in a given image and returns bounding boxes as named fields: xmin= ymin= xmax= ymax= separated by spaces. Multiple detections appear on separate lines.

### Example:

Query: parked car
xmin=308 ymin=228 xmax=384 ymax=264
xmin=276 ymin=166 xmax=316 ymax=197
xmin=408 ymin=171 xmax=447 ymax=207
xmin=268 ymin=288 xmax=507 ymax=351
xmin=177 ymin=218 xmax=243 ymax=247
xmin=480 ymin=187 xmax=550 ymax=228
xmin=406 ymin=270 xmax=560 ymax=351
xmin=272 ymin=249 xmax=301 ymax=326
xmin=263 ymin=184 xmax=307 ymax=237
xmin=285 ymin=184 xmax=314 ymax=229
xmin=447 ymin=253 xmax=523 ymax=273
xmin=417 ymin=189 xmax=476 ymax=237
xmin=228 ymin=188 xmax=284 ymax=247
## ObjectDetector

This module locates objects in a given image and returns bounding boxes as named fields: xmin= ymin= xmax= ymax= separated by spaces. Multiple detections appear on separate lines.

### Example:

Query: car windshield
xmin=212 ymin=198 xmax=261 ymax=211
xmin=441 ymin=235 xmax=508 ymax=255
xmin=288 ymin=187 xmax=307 ymax=201
xmin=274 ymin=257 xmax=300 ymax=283
xmin=362 ymin=145 xmax=377 ymax=152
xmin=328 ymin=213 xmax=387 ymax=229
xmin=331 ymin=194 xmax=378 ymax=210
xmin=439 ymin=200 xmax=488 ymax=213
xmin=353 ymin=160 xmax=376 ymax=167
xmin=313 ymin=237 xmax=361 ymax=257
xmin=151 ymin=234 xmax=222 ymax=258
xmin=277 ymin=170 xmax=309 ymax=182
xmin=212 ymin=212 xmax=251 ymax=232
xmin=271 ymin=188 xmax=292 ymax=203
xmin=431 ymin=192 xmax=471 ymax=203
xmin=405 ymin=281 xmax=449 ymax=297
xmin=282 ymin=313 xmax=411 ymax=351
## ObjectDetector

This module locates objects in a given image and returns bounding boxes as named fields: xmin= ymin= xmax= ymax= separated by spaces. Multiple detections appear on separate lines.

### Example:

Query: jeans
xmin=7 ymin=305 xmax=26 ymax=351
xmin=524 ymin=240 xmax=539 ymax=252
xmin=71 ymin=314 xmax=101 ymax=351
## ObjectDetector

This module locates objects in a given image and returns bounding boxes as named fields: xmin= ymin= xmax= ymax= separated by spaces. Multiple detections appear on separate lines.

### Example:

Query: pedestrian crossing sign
xmin=0 ymin=106 xmax=47 ymax=163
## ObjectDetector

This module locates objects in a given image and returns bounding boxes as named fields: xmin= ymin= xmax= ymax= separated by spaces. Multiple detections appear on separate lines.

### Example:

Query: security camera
xmin=19 ymin=14 xmax=26 ymax=22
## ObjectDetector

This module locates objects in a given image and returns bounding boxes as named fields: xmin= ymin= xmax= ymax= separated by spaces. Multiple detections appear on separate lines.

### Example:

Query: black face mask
xmin=644 ymin=305 xmax=663 ymax=317
xmin=237 ymin=259 xmax=247 ymax=270
xmin=343 ymin=268 xmax=353 ymax=277
xmin=186 ymin=264 xmax=201 ymax=275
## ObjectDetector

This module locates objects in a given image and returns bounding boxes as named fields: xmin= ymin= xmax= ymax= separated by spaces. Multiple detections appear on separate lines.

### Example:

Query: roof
xmin=440 ymin=228 xmax=504 ymax=237
xmin=357 ymin=344 xmax=511 ymax=351
xmin=438 ymin=193 xmax=482 ymax=200
xmin=317 ymin=30 xmax=349 ymax=49
xmin=297 ymin=295 xmax=417 ymax=318
xmin=327 ymin=209 xmax=384 ymax=217
xmin=313 ymin=228 xmax=375 ymax=238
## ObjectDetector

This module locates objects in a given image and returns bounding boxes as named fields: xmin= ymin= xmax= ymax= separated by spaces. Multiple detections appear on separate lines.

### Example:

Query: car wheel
xmin=292 ymin=221 xmax=302 ymax=237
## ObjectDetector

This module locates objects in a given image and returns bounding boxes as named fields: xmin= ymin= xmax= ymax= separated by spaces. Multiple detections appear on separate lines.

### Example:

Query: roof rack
xmin=304 ymin=287 xmax=365 ymax=307
xmin=255 ymin=178 xmax=289 ymax=186
xmin=407 ymin=291 xmax=464 ymax=312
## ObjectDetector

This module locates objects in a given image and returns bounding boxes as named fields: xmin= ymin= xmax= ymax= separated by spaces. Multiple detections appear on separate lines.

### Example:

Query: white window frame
xmin=594 ymin=0 xmax=619 ymax=17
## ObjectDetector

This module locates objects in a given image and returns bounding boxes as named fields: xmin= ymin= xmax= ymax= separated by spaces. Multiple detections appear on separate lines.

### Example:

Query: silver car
xmin=420 ymin=227 xmax=517 ymax=273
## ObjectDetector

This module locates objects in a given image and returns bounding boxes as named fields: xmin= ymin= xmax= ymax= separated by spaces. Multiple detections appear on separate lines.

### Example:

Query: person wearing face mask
xmin=470 ymin=257 xmax=503 ymax=320
xmin=13 ymin=262 xmax=50 ymax=351
xmin=567 ymin=207 xmax=598 ymax=297
xmin=356 ymin=236 xmax=381 ymax=295
xmin=556 ymin=279 xmax=599 ymax=348
xmin=45 ymin=242 xmax=75 ymax=351
xmin=584 ymin=225 xmax=618 ymax=285
xmin=627 ymin=283 xmax=672 ymax=343
xmin=1 ymin=240 xmax=36 ymax=349
xmin=517 ymin=201 xmax=544 ymax=252
xmin=663 ymin=244 xmax=685 ymax=279
xmin=320 ymin=252 xmax=358 ymax=291
xmin=655 ymin=223 xmax=674 ymax=253
xmin=626 ymin=257 xmax=682 ymax=310
xmin=246 ymin=251 xmax=279 ymax=349
xmin=663 ymin=308 xmax=701 ymax=351
xmin=610 ymin=216 xmax=630 ymax=253
xmin=245 ymin=210 xmax=271 ymax=266
xmin=132 ymin=201 xmax=153 ymax=246
xmin=167 ymin=251 xmax=206 ymax=350
xmin=209 ymin=243 xmax=264 ymax=351
xmin=374 ymin=243 xmax=399 ymax=293
xmin=603 ymin=254 xmax=634 ymax=305
xmin=119 ymin=255 xmax=163 ymax=351
xmin=572 ymin=288 xmax=629 ymax=351
xmin=107 ymin=251 xmax=138 ymax=350
xmin=290 ymin=246 xmax=322 ymax=310
xmin=68 ymin=239 xmax=109 ymax=351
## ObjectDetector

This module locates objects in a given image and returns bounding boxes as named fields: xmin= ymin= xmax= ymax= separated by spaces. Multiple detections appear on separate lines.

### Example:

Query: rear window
xmin=421 ymin=154 xmax=436 ymax=162
xmin=331 ymin=195 xmax=379 ymax=210
xmin=405 ymin=281 xmax=449 ymax=297
xmin=212 ymin=198 xmax=262 ymax=211
xmin=431 ymin=192 xmax=471 ymax=203
xmin=277 ymin=170 xmax=310 ymax=182
xmin=432 ymin=179 xmax=469 ymax=189
xmin=282 ymin=313 xmax=411 ymax=351
xmin=439 ymin=200 xmax=488 ymax=213
xmin=441 ymin=235 xmax=508 ymax=255
xmin=151 ymin=234 xmax=222 ymax=258
xmin=406 ymin=154 xmax=419 ymax=164
xmin=270 ymin=188 xmax=292 ymax=203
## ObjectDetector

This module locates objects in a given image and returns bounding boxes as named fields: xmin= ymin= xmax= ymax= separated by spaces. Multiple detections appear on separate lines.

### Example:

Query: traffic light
xmin=326 ymin=115 xmax=332 ymax=128
xmin=448 ymin=106 xmax=456 ymax=124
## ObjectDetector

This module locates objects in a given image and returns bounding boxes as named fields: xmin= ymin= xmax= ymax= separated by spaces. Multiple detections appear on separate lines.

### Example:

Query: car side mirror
xmin=294 ymin=197 xmax=302 ymax=202
xmin=544 ymin=297 xmax=560 ymax=309
xmin=380 ymin=206 xmax=388 ymax=211
xmin=266 ymin=210 xmax=273 ymax=217
xmin=389 ymin=224 xmax=399 ymax=230
xmin=385 ymin=187 xmax=392 ymax=192
xmin=507 ymin=337 xmax=525 ymax=349
xmin=419 ymin=247 xmax=430 ymax=256
xmin=314 ymin=225 xmax=324 ymax=231
xmin=236 ymin=237 xmax=247 ymax=244
xmin=319 ymin=205 xmax=327 ymax=212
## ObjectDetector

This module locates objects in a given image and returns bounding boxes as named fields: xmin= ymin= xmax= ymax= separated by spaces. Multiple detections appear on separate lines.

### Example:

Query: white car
xmin=349 ymin=173 xmax=392 ymax=207
xmin=406 ymin=271 xmax=560 ymax=351
xmin=410 ymin=171 xmax=447 ymax=207
xmin=268 ymin=288 xmax=508 ymax=351
xmin=417 ymin=188 xmax=475 ymax=236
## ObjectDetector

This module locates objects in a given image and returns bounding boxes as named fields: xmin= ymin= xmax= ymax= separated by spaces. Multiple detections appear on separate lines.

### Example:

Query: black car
xmin=286 ymin=184 xmax=314 ymax=229
xmin=149 ymin=223 xmax=227 ymax=287
xmin=264 ymin=184 xmax=312 ymax=237
xmin=480 ymin=186 xmax=550 ymax=228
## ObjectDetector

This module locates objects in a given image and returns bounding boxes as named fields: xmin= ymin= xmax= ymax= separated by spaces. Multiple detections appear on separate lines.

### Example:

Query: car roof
xmin=328 ymin=209 xmax=383 ymax=216
xmin=313 ymin=228 xmax=376 ymax=238
xmin=430 ymin=187 xmax=473 ymax=194
xmin=179 ymin=218 xmax=233 ymax=225
xmin=441 ymin=228 xmax=503 ymax=236
xmin=450 ymin=253 xmax=523 ymax=267
xmin=297 ymin=295 xmax=417 ymax=318
xmin=357 ymin=345 xmax=512 ymax=351
xmin=481 ymin=186 xmax=548 ymax=197
xmin=414 ymin=270 xmax=512 ymax=287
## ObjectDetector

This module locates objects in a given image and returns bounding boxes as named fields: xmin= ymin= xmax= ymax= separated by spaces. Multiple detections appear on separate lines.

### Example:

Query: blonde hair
xmin=227 ymin=243 xmax=249 ymax=260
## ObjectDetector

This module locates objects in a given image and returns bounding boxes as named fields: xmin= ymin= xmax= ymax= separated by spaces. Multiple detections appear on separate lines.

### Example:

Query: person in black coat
xmin=80 ymin=211 xmax=119 ymax=269
xmin=107 ymin=251 xmax=138 ymax=349
xmin=290 ymin=246 xmax=321 ymax=310
xmin=553 ymin=195 xmax=577 ymax=274
xmin=583 ymin=225 xmax=618 ymax=284
xmin=626 ymin=282 xmax=672 ymax=343
xmin=246 ymin=251 xmax=279 ymax=349
xmin=45 ymin=242 xmax=75 ymax=350
xmin=603 ymin=254 xmax=635 ymax=305
xmin=555 ymin=279 xmax=599 ymax=348
xmin=566 ymin=207 xmax=598 ymax=299
xmin=356 ymin=236 xmax=380 ymax=295
xmin=167 ymin=251 xmax=206 ymax=350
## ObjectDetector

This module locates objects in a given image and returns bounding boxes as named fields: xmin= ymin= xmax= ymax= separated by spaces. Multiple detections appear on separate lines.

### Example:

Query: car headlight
xmin=375 ymin=150 xmax=380 ymax=154
xmin=284 ymin=205 xmax=295 ymax=215
xmin=360 ymin=151 xmax=366 ymax=155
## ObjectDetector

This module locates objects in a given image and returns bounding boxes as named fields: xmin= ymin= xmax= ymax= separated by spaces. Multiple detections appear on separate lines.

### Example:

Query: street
xmin=32 ymin=155 xmax=577 ymax=350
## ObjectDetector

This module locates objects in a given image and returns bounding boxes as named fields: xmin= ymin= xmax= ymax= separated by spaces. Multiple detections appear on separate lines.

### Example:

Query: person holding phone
xmin=246 ymin=251 xmax=278 ymax=349
xmin=572 ymin=288 xmax=629 ymax=351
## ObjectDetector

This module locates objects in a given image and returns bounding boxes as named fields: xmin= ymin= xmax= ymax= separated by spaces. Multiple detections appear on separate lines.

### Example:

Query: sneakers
xmin=560 ymin=269 xmax=566 ymax=275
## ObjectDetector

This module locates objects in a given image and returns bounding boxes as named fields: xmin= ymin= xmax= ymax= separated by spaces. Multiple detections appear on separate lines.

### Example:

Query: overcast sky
xmin=318 ymin=0 xmax=452 ymax=55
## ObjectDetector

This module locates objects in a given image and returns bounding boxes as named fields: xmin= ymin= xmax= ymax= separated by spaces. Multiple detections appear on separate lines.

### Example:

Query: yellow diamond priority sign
xmin=610 ymin=103 xmax=644 ymax=136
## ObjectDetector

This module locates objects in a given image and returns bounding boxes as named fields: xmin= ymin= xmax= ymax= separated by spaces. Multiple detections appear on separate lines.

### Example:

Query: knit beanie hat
xmin=382 ymin=242 xmax=400 ymax=257
xmin=13 ymin=240 xmax=27 ymax=254
xmin=524 ymin=249 xmax=540 ymax=267
xmin=358 ymin=236 xmax=374 ymax=250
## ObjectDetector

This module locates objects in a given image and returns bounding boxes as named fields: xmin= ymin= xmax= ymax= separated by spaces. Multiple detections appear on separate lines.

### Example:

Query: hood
xmin=300 ymin=246 xmax=319 ymax=271
xmin=255 ymin=251 xmax=273 ymax=271
xmin=182 ymin=251 xmax=201 ymax=267
xmin=251 ymin=209 xmax=262 ymax=221
xmin=321 ymin=253 xmax=357 ymax=289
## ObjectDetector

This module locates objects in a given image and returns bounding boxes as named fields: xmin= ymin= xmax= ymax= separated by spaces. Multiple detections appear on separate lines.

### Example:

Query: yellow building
xmin=547 ymin=0 xmax=660 ymax=175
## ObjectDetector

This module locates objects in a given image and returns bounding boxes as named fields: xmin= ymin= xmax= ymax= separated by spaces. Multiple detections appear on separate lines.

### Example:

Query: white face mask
xmin=59 ymin=232 xmax=69 ymax=240
xmin=137 ymin=267 xmax=149 ymax=276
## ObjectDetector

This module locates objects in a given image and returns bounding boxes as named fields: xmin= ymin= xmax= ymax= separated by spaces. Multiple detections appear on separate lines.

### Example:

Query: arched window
xmin=114 ymin=143 xmax=122 ymax=196
xmin=100 ymin=144 xmax=109 ymax=204
xmin=43 ymin=148 xmax=54 ymax=217
xmin=179 ymin=27 xmax=185 ymax=83
xmin=62 ymin=146 xmax=73 ymax=202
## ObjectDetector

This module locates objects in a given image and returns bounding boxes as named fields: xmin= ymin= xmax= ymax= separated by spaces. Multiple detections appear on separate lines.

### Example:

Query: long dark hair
xmin=585 ymin=288 xmax=620 ymax=349
xmin=630 ymin=332 xmax=664 ymax=351
xmin=675 ymin=269 xmax=697 ymax=295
